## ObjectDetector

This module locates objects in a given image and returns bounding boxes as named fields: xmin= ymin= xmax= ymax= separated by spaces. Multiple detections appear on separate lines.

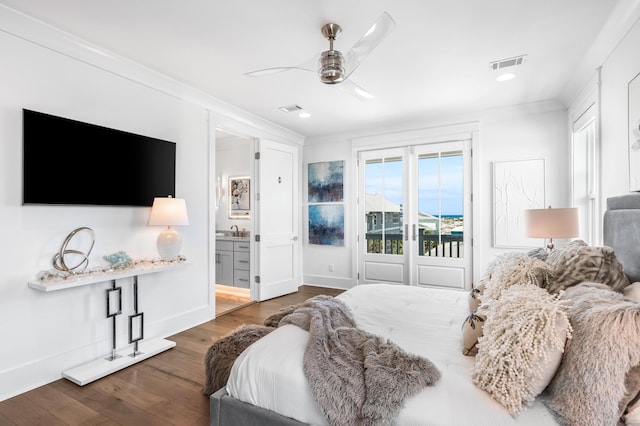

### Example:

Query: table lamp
xmin=148 ymin=196 xmax=189 ymax=259
xmin=525 ymin=205 xmax=579 ymax=250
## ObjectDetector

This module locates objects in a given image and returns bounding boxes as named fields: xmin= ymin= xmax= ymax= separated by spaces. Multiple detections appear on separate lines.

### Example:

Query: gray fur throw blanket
xmin=202 ymin=324 xmax=275 ymax=396
xmin=264 ymin=295 xmax=441 ymax=426
xmin=542 ymin=283 xmax=640 ymax=425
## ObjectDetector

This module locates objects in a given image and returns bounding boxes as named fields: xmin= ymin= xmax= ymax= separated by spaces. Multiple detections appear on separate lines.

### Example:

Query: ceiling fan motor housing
xmin=319 ymin=50 xmax=345 ymax=84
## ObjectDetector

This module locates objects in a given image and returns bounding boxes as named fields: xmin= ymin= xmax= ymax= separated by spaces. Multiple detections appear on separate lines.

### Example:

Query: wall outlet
xmin=328 ymin=264 xmax=334 ymax=272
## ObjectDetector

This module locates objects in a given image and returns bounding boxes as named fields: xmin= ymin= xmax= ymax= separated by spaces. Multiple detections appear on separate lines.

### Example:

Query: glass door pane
xmin=358 ymin=140 xmax=470 ymax=288
xmin=364 ymin=155 xmax=403 ymax=255
xmin=417 ymin=150 xmax=464 ymax=258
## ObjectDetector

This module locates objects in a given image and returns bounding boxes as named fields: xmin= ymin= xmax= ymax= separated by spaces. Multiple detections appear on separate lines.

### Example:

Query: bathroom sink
xmin=215 ymin=233 xmax=249 ymax=240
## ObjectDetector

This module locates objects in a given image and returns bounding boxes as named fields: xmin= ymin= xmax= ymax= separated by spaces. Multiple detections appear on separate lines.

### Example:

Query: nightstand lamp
xmin=525 ymin=205 xmax=579 ymax=250
xmin=148 ymin=196 xmax=189 ymax=259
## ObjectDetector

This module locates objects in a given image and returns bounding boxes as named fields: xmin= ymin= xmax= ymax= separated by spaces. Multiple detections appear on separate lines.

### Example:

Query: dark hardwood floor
xmin=0 ymin=285 xmax=344 ymax=425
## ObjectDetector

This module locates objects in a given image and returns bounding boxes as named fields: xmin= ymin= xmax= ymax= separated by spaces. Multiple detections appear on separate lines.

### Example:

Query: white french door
xmin=358 ymin=147 xmax=408 ymax=283
xmin=357 ymin=140 xmax=472 ymax=289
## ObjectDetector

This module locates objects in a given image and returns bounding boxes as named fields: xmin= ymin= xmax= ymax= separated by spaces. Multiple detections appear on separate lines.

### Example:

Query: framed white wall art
xmin=229 ymin=176 xmax=250 ymax=218
xmin=493 ymin=159 xmax=545 ymax=248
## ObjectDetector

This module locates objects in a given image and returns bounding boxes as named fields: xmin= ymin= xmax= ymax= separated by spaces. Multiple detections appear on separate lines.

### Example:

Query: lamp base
xmin=156 ymin=228 xmax=182 ymax=259
xmin=546 ymin=238 xmax=555 ymax=251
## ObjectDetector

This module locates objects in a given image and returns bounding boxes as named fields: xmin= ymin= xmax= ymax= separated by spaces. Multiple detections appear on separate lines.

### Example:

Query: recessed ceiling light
xmin=298 ymin=112 xmax=311 ymax=118
xmin=496 ymin=73 xmax=516 ymax=82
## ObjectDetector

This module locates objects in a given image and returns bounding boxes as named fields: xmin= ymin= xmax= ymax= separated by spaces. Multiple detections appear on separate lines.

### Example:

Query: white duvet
xmin=227 ymin=284 xmax=559 ymax=425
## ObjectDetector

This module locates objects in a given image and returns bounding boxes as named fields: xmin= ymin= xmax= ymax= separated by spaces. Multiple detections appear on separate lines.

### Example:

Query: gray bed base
xmin=210 ymin=387 xmax=307 ymax=426
xmin=210 ymin=193 xmax=640 ymax=426
xmin=603 ymin=193 xmax=640 ymax=283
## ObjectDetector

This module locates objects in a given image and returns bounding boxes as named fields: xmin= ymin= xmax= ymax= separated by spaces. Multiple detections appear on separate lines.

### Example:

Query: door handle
xmin=404 ymin=224 xmax=408 ymax=241
xmin=292 ymin=236 xmax=298 ymax=241
xmin=412 ymin=224 xmax=417 ymax=241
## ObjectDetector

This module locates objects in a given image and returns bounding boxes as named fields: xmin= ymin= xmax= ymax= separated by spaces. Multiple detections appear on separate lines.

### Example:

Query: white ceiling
xmin=0 ymin=0 xmax=625 ymax=139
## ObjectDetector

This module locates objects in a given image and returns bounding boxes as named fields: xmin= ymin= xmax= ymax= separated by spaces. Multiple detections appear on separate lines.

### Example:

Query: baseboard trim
xmin=301 ymin=275 xmax=354 ymax=290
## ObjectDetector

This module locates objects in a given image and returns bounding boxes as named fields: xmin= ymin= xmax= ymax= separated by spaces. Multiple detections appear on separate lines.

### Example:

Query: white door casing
xmin=255 ymin=139 xmax=300 ymax=301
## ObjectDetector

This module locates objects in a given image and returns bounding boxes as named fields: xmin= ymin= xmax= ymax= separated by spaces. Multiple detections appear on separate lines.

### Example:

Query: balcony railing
xmin=366 ymin=232 xmax=464 ymax=258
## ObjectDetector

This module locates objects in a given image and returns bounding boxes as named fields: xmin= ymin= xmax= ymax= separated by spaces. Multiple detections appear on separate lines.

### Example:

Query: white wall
xmin=303 ymin=101 xmax=569 ymax=289
xmin=600 ymin=13 xmax=640 ymax=203
xmin=0 ymin=7 xmax=302 ymax=401
xmin=0 ymin=27 xmax=210 ymax=401
xmin=302 ymin=141 xmax=354 ymax=289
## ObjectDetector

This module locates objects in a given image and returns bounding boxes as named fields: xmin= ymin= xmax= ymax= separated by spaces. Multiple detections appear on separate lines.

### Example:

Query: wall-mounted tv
xmin=23 ymin=109 xmax=176 ymax=207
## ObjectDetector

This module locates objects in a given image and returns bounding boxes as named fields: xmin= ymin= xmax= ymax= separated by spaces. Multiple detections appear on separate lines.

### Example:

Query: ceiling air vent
xmin=278 ymin=104 xmax=303 ymax=113
xmin=489 ymin=55 xmax=527 ymax=71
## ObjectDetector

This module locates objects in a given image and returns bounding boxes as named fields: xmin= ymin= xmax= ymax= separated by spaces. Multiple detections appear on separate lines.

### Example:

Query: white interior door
xmin=255 ymin=139 xmax=300 ymax=301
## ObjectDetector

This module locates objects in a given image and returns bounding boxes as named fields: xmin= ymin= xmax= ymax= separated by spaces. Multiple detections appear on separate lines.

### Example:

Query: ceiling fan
xmin=244 ymin=12 xmax=396 ymax=100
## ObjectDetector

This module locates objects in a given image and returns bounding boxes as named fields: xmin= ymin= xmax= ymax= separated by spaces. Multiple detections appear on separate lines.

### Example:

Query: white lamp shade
xmin=148 ymin=197 xmax=189 ymax=226
xmin=525 ymin=207 xmax=579 ymax=239
xmin=149 ymin=197 xmax=189 ymax=259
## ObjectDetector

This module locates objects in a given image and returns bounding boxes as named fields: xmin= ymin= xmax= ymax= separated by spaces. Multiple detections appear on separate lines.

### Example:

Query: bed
xmin=207 ymin=193 xmax=640 ymax=426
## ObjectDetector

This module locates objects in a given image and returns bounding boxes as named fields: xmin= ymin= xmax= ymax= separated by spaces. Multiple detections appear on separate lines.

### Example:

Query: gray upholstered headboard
xmin=603 ymin=193 xmax=640 ymax=283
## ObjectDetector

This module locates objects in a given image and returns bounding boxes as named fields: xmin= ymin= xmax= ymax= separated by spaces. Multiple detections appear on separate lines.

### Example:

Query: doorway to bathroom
xmin=214 ymin=129 xmax=252 ymax=316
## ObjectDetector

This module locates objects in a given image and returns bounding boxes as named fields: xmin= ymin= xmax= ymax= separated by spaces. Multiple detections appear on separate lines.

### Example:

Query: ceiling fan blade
xmin=343 ymin=12 xmax=396 ymax=80
xmin=337 ymin=79 xmax=375 ymax=100
xmin=244 ymin=66 xmax=314 ymax=77
xmin=244 ymin=53 xmax=319 ymax=78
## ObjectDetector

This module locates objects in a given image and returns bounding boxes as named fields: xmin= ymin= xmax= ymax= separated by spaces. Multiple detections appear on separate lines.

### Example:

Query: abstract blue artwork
xmin=308 ymin=161 xmax=344 ymax=202
xmin=308 ymin=204 xmax=344 ymax=246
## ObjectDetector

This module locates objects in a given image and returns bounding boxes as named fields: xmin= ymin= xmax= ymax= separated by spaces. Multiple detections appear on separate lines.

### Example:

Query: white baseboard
xmin=302 ymin=275 xmax=355 ymax=290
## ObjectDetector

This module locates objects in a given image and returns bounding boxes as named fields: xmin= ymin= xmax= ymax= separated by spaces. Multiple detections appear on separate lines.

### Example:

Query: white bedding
xmin=227 ymin=283 xmax=559 ymax=425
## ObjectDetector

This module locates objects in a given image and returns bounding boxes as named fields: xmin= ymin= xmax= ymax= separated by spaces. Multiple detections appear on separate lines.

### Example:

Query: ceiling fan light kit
xmin=319 ymin=50 xmax=345 ymax=84
xmin=319 ymin=23 xmax=345 ymax=84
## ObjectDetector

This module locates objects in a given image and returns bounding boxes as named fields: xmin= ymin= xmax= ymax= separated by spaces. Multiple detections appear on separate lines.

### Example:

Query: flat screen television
xmin=23 ymin=109 xmax=176 ymax=207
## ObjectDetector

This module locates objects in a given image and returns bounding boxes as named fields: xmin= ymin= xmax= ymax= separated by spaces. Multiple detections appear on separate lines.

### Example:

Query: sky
xmin=365 ymin=154 xmax=463 ymax=216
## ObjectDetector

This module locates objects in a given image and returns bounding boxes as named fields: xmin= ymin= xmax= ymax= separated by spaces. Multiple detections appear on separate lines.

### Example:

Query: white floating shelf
xmin=62 ymin=338 xmax=176 ymax=386
xmin=28 ymin=261 xmax=187 ymax=292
